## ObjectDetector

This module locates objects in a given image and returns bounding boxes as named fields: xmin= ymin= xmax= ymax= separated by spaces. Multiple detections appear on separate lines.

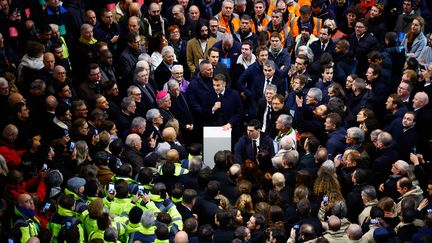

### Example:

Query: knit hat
xmin=156 ymin=91 xmax=169 ymax=102
xmin=301 ymin=23 xmax=312 ymax=32
xmin=373 ymin=227 xmax=390 ymax=242
xmin=129 ymin=206 xmax=143 ymax=224
xmin=45 ymin=169 xmax=64 ymax=187
xmin=67 ymin=177 xmax=86 ymax=192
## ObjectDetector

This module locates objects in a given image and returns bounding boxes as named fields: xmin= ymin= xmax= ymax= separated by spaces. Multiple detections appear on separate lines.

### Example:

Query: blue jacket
xmin=186 ymin=74 xmax=213 ymax=116
xmin=212 ymin=40 xmax=241 ymax=68
xmin=326 ymin=127 xmax=347 ymax=159
xmin=268 ymin=48 xmax=291 ymax=76
xmin=383 ymin=106 xmax=408 ymax=141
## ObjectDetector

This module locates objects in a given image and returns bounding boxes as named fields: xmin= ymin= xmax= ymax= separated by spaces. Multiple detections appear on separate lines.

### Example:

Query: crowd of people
xmin=1 ymin=0 xmax=432 ymax=242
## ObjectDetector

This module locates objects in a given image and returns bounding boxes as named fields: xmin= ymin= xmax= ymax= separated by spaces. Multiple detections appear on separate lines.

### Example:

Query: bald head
xmin=413 ymin=91 xmax=429 ymax=109
xmin=272 ymin=172 xmax=285 ymax=188
xmin=327 ymin=215 xmax=341 ymax=231
xmin=173 ymin=231 xmax=188 ymax=243
xmin=166 ymin=149 xmax=180 ymax=161
xmin=26 ymin=237 xmax=40 ymax=243
xmin=347 ymin=224 xmax=363 ymax=240
xmin=229 ymin=163 xmax=241 ymax=178
xmin=162 ymin=127 xmax=177 ymax=141
xmin=8 ymin=93 xmax=26 ymax=105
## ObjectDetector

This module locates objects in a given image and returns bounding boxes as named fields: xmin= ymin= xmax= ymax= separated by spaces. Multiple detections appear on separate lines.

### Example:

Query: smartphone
xmin=42 ymin=163 xmax=48 ymax=171
xmin=65 ymin=221 xmax=72 ymax=229
xmin=370 ymin=219 xmax=379 ymax=224
xmin=8 ymin=238 xmax=13 ymax=243
xmin=419 ymin=64 xmax=426 ymax=71
xmin=108 ymin=182 xmax=115 ymax=194
xmin=64 ymin=129 xmax=69 ymax=136
xmin=138 ymin=185 xmax=144 ymax=196
xmin=94 ymin=129 xmax=98 ymax=136
xmin=69 ymin=142 xmax=75 ymax=151
xmin=427 ymin=209 xmax=432 ymax=214
xmin=336 ymin=154 xmax=342 ymax=160
xmin=413 ymin=146 xmax=417 ymax=155
xmin=293 ymin=224 xmax=300 ymax=230
xmin=42 ymin=202 xmax=51 ymax=213
xmin=323 ymin=195 xmax=329 ymax=206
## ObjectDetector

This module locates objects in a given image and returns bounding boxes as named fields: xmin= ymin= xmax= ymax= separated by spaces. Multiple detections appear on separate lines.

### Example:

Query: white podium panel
xmin=203 ymin=126 xmax=232 ymax=169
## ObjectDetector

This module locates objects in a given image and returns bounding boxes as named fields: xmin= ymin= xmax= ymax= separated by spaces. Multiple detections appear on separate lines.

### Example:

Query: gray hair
xmin=121 ymin=96 xmax=135 ymax=110
xmin=146 ymin=108 xmax=160 ymax=120
xmin=30 ymin=79 xmax=45 ymax=89
xmin=361 ymin=185 xmax=377 ymax=200
xmin=265 ymin=83 xmax=277 ymax=93
xmin=283 ymin=150 xmax=299 ymax=168
xmin=0 ymin=77 xmax=8 ymax=87
xmin=49 ymin=24 xmax=59 ymax=32
xmin=263 ymin=60 xmax=276 ymax=70
xmin=80 ymin=23 xmax=93 ymax=34
xmin=131 ymin=116 xmax=146 ymax=129
xmin=127 ymin=85 xmax=140 ymax=96
xmin=125 ymin=133 xmax=141 ymax=147
xmin=331 ymin=201 xmax=348 ymax=218
xmin=377 ymin=132 xmax=392 ymax=148
xmin=167 ymin=79 xmax=179 ymax=89
xmin=141 ymin=210 xmax=155 ymax=227
xmin=308 ymin=88 xmax=323 ymax=102
xmin=324 ymin=19 xmax=337 ymax=28
xmin=280 ymin=136 xmax=294 ymax=150
xmin=370 ymin=129 xmax=383 ymax=142
xmin=171 ymin=64 xmax=183 ymax=74
xmin=297 ymin=45 xmax=314 ymax=63
xmin=394 ymin=160 xmax=409 ymax=176
xmin=277 ymin=114 xmax=293 ymax=129
xmin=161 ymin=46 xmax=175 ymax=57
xmin=347 ymin=127 xmax=365 ymax=143
xmin=134 ymin=67 xmax=147 ymax=80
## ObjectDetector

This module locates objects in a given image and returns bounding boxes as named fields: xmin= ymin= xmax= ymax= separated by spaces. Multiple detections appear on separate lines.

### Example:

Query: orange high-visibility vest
xmin=215 ymin=12 xmax=240 ymax=33
xmin=290 ymin=16 xmax=322 ymax=38
xmin=265 ymin=24 xmax=292 ymax=47
xmin=250 ymin=15 xmax=271 ymax=33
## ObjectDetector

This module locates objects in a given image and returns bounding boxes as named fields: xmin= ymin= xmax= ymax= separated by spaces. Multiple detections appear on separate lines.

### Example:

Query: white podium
xmin=203 ymin=126 xmax=231 ymax=169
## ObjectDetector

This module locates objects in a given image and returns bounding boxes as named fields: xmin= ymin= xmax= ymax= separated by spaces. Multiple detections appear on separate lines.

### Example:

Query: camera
xmin=294 ymin=89 xmax=307 ymax=98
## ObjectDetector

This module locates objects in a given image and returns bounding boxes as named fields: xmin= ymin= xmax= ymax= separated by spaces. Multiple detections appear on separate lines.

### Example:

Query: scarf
xmin=79 ymin=36 xmax=98 ymax=45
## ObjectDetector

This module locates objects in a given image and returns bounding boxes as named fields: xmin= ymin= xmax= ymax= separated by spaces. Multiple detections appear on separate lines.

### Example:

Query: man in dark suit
xmin=234 ymin=119 xmax=275 ymax=164
xmin=167 ymin=80 xmax=195 ymax=144
xmin=412 ymin=92 xmax=432 ymax=159
xmin=309 ymin=26 xmax=335 ymax=61
xmin=154 ymin=46 xmax=178 ymax=90
xmin=202 ymin=74 xmax=243 ymax=136
xmin=131 ymin=67 xmax=157 ymax=115
xmin=176 ymin=189 xmax=197 ymax=222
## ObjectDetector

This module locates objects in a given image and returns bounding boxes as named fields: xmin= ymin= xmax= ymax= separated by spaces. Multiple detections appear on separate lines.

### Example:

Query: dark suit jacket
xmin=171 ymin=93 xmax=194 ymax=129
xmin=131 ymin=80 xmax=157 ymax=113
xmin=309 ymin=39 xmax=336 ymax=61
xmin=154 ymin=61 xmax=179 ymax=90
xmin=202 ymin=88 xmax=243 ymax=128
xmin=234 ymin=132 xmax=275 ymax=164
xmin=176 ymin=203 xmax=194 ymax=221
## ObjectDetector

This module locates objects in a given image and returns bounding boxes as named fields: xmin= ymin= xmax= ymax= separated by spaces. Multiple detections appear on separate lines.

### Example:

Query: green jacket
xmin=104 ymin=197 xmax=135 ymax=216
xmin=12 ymin=207 xmax=41 ymax=243
xmin=88 ymin=220 xmax=127 ymax=242
xmin=140 ymin=193 xmax=183 ymax=230
xmin=47 ymin=206 xmax=85 ymax=243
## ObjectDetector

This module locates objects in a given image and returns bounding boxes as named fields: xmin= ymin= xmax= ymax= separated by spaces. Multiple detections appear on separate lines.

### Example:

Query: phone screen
xmin=108 ymin=183 xmax=115 ymax=193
